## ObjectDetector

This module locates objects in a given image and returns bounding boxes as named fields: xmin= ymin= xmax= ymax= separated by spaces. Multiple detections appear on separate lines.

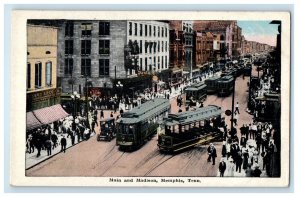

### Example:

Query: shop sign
xmin=27 ymin=88 xmax=61 ymax=103
xmin=88 ymin=87 xmax=102 ymax=97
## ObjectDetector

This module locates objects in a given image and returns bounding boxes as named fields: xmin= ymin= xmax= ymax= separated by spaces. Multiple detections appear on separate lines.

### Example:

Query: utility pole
xmin=85 ymin=76 xmax=90 ymax=129
xmin=231 ymin=76 xmax=236 ymax=132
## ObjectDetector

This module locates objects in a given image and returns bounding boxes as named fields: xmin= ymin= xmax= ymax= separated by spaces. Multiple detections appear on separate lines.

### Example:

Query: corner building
xmin=57 ymin=20 xmax=169 ymax=96
xmin=27 ymin=25 xmax=60 ymax=111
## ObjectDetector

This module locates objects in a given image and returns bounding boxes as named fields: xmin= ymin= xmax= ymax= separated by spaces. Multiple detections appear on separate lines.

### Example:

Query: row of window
xmin=65 ymin=40 xmax=110 ymax=55
xmin=65 ymin=22 xmax=110 ymax=37
xmin=140 ymin=56 xmax=168 ymax=71
xmin=64 ymin=56 xmax=168 ymax=77
xmin=128 ymin=22 xmax=168 ymax=38
xmin=65 ymin=58 xmax=110 ymax=77
xmin=27 ymin=62 xmax=52 ymax=89
xmin=141 ymin=40 xmax=168 ymax=54
xmin=65 ymin=39 xmax=168 ymax=56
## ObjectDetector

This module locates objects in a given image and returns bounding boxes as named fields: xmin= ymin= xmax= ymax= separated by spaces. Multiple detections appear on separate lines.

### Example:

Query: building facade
xmin=57 ymin=20 xmax=169 ymax=95
xmin=169 ymin=20 xmax=194 ymax=84
xmin=27 ymin=25 xmax=60 ymax=111
xmin=193 ymin=20 xmax=236 ymax=59
xmin=194 ymin=32 xmax=214 ymax=67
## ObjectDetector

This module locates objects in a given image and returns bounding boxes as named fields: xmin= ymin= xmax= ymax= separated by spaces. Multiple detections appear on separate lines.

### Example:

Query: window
xmin=145 ymin=25 xmax=147 ymax=36
xmin=165 ymin=27 xmax=167 ymax=37
xmin=65 ymin=40 xmax=73 ymax=55
xmin=99 ymin=40 xmax=110 ymax=55
xmin=154 ymin=42 xmax=156 ymax=53
xmin=35 ymin=62 xmax=42 ymax=88
xmin=139 ymin=58 xmax=142 ymax=71
xmin=46 ymin=62 xmax=52 ymax=86
xmin=99 ymin=22 xmax=110 ymax=36
xmin=81 ymin=59 xmax=91 ymax=76
xmin=158 ymin=56 xmax=160 ymax=70
xmin=140 ymin=24 xmax=143 ymax=36
xmin=165 ymin=41 xmax=168 ymax=52
xmin=129 ymin=22 xmax=132 ymax=35
xmin=99 ymin=59 xmax=109 ymax=76
xmin=165 ymin=56 xmax=167 ymax=68
xmin=140 ymin=40 xmax=143 ymax=53
xmin=162 ymin=27 xmax=164 ymax=38
xmin=158 ymin=27 xmax=160 ymax=37
xmin=145 ymin=41 xmax=148 ymax=53
xmin=134 ymin=23 xmax=137 ymax=36
xmin=158 ymin=41 xmax=160 ymax=52
xmin=161 ymin=56 xmax=164 ymax=69
xmin=149 ymin=25 xmax=152 ymax=36
xmin=81 ymin=40 xmax=91 ymax=55
xmin=145 ymin=58 xmax=148 ymax=71
xmin=65 ymin=58 xmax=73 ymax=75
xmin=81 ymin=23 xmax=92 ymax=37
xmin=27 ymin=63 xmax=31 ymax=89
xmin=65 ymin=22 xmax=74 ymax=37
xmin=154 ymin=26 xmax=156 ymax=37
xmin=162 ymin=41 xmax=164 ymax=52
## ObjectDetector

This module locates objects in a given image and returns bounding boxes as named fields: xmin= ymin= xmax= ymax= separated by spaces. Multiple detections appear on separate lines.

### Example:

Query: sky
xmin=237 ymin=21 xmax=279 ymax=46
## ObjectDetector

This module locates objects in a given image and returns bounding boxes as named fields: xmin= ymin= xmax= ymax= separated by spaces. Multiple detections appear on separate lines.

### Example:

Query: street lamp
xmin=116 ymin=81 xmax=123 ymax=100
xmin=70 ymin=91 xmax=80 ymax=118
xmin=81 ymin=75 xmax=92 ymax=129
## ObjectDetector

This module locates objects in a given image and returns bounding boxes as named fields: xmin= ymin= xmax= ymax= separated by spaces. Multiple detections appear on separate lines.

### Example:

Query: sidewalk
xmin=25 ymin=132 xmax=96 ymax=170
xmin=26 ymin=110 xmax=119 ymax=170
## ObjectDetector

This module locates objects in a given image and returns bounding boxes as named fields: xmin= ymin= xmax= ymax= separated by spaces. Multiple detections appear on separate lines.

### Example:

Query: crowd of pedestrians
xmin=217 ymin=119 xmax=278 ymax=177
xmin=215 ymin=68 xmax=279 ymax=177
xmin=26 ymin=114 xmax=92 ymax=158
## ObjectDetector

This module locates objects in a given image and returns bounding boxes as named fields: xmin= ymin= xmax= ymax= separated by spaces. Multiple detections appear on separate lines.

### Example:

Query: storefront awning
xmin=32 ymin=104 xmax=69 ymax=125
xmin=26 ymin=112 xmax=42 ymax=131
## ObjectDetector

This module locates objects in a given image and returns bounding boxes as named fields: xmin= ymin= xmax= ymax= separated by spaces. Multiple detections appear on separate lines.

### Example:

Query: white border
xmin=10 ymin=10 xmax=290 ymax=187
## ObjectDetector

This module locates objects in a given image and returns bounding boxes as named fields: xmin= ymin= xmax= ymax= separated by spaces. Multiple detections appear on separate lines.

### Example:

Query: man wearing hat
xmin=219 ymin=158 xmax=226 ymax=177
xmin=60 ymin=135 xmax=67 ymax=153
xmin=252 ymin=164 xmax=262 ymax=177
xmin=207 ymin=143 xmax=217 ymax=165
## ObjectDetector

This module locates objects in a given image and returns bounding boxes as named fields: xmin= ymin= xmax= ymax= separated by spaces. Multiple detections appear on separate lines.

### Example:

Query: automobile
xmin=97 ymin=117 xmax=116 ymax=142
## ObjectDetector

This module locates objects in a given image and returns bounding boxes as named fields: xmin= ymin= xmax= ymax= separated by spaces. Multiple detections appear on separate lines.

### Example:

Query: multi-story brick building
xmin=194 ymin=31 xmax=214 ymax=67
xmin=169 ymin=20 xmax=194 ymax=84
xmin=193 ymin=20 xmax=236 ymax=59
xmin=57 ymin=20 xmax=169 ymax=95
xmin=27 ymin=25 xmax=61 ymax=111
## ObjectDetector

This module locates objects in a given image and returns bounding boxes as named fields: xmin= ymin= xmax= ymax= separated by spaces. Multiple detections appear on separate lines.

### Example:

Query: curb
xmin=25 ymin=135 xmax=95 ymax=171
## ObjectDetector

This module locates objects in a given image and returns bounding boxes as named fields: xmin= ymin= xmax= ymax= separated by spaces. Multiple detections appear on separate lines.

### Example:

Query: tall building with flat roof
xmin=57 ymin=20 xmax=169 ymax=96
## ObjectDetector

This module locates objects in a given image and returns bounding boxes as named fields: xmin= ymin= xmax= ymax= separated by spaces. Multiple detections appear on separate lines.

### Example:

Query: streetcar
xmin=244 ymin=63 xmax=252 ymax=76
xmin=97 ymin=117 xmax=116 ymax=142
xmin=185 ymin=82 xmax=207 ymax=106
xmin=204 ymin=75 xmax=220 ymax=94
xmin=116 ymin=98 xmax=171 ymax=150
xmin=217 ymin=75 xmax=234 ymax=96
xmin=157 ymin=105 xmax=223 ymax=153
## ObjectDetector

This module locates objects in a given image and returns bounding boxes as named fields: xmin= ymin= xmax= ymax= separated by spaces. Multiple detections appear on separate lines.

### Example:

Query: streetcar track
xmin=99 ymin=152 xmax=125 ymax=176
xmin=143 ymin=155 xmax=175 ymax=176
xmin=134 ymin=150 xmax=161 ymax=169
xmin=103 ymin=143 xmax=117 ymax=159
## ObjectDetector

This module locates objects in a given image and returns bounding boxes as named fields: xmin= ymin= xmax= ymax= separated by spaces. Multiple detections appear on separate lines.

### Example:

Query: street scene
xmin=25 ymin=20 xmax=281 ymax=178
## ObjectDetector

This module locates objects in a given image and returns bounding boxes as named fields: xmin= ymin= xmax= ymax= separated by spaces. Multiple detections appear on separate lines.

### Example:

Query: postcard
xmin=10 ymin=10 xmax=290 ymax=187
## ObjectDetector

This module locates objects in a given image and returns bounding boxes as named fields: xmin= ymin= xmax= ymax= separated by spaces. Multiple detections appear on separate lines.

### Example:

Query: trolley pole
xmin=231 ymin=76 xmax=236 ymax=132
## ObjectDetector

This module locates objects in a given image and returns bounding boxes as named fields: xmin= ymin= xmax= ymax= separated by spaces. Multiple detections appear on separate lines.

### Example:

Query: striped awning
xmin=26 ymin=112 xmax=42 ymax=131
xmin=33 ymin=104 xmax=69 ymax=125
